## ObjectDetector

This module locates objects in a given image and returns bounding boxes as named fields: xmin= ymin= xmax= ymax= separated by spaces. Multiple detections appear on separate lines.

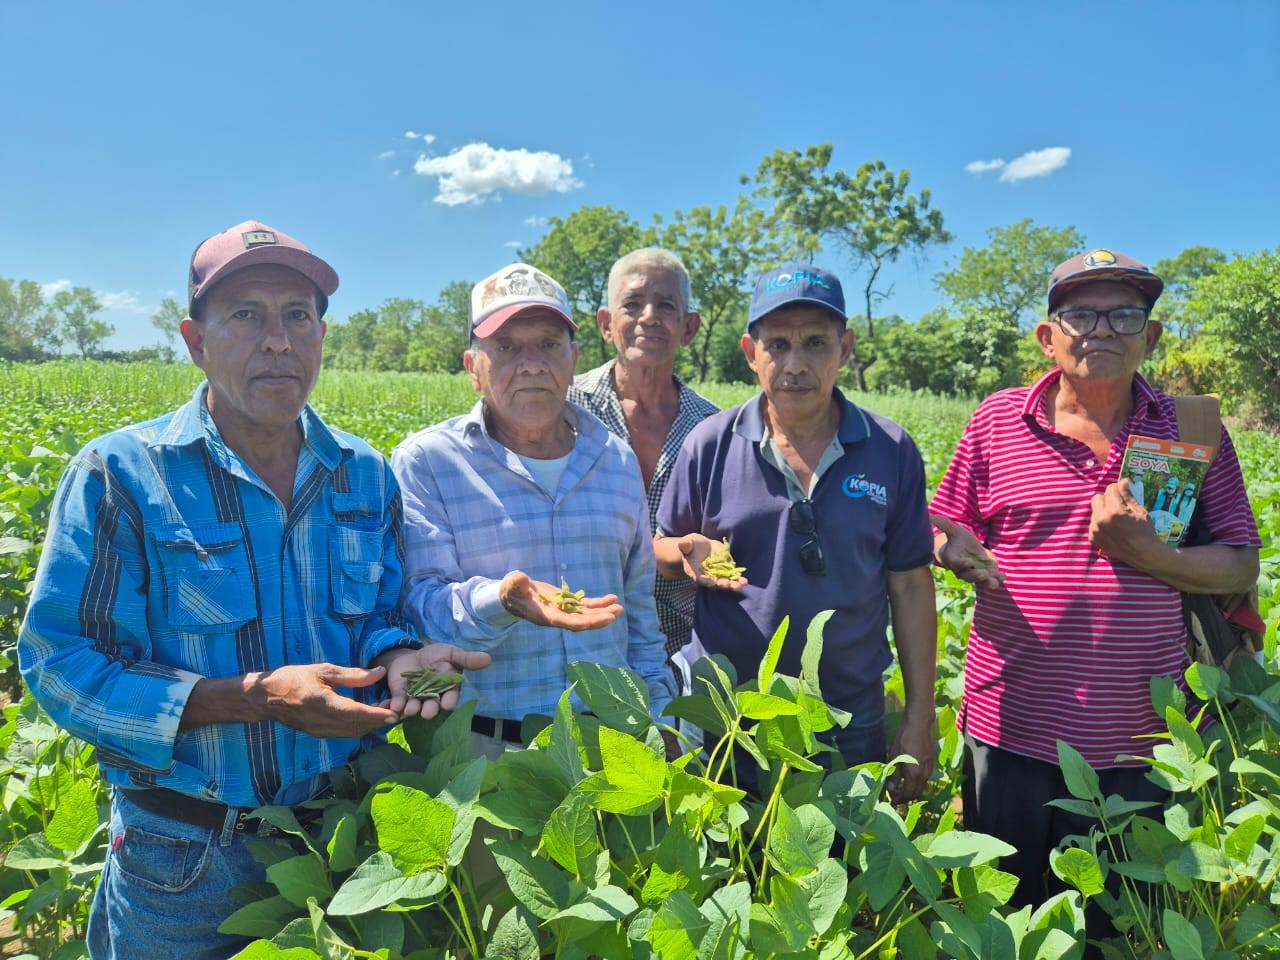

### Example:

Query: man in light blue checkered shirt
xmin=18 ymin=220 xmax=489 ymax=960
xmin=394 ymin=262 xmax=677 ymax=758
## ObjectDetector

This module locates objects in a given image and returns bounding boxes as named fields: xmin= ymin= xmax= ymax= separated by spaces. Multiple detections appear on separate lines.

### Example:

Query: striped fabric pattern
xmin=19 ymin=384 xmax=417 ymax=807
xmin=930 ymin=370 xmax=1261 ymax=767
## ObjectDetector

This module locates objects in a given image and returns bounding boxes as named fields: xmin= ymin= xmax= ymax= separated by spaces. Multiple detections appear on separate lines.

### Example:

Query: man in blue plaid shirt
xmin=18 ymin=220 xmax=489 ymax=960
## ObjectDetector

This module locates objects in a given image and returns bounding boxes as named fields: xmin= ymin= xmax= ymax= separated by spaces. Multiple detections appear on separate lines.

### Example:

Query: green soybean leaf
xmin=266 ymin=852 xmax=334 ymax=909
xmin=568 ymin=661 xmax=650 ymax=734
xmin=370 ymin=783 xmax=454 ymax=871
xmin=737 ymin=690 xmax=802 ymax=720
xmin=485 ymin=905 xmax=542 ymax=960
xmin=922 ymin=828 xmax=1016 ymax=868
xmin=800 ymin=609 xmax=833 ymax=699
xmin=1051 ymin=846 xmax=1105 ymax=897
xmin=44 ymin=778 xmax=100 ymax=852
xmin=767 ymin=799 xmax=835 ymax=876
xmin=490 ymin=837 xmax=571 ymax=920
xmin=757 ymin=616 xmax=789 ymax=691
xmin=1056 ymin=740 xmax=1102 ymax=803
xmin=801 ymin=859 xmax=848 ymax=936
xmin=327 ymin=851 xmax=446 ymax=915
xmin=541 ymin=791 xmax=597 ymax=878
xmin=1162 ymin=908 xmax=1206 ymax=960
xmin=647 ymin=889 xmax=707 ymax=958
xmin=220 ymin=894 xmax=301 ymax=938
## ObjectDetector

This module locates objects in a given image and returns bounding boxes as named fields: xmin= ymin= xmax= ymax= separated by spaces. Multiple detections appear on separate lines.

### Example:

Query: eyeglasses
xmin=1053 ymin=306 xmax=1150 ymax=337
xmin=789 ymin=497 xmax=826 ymax=576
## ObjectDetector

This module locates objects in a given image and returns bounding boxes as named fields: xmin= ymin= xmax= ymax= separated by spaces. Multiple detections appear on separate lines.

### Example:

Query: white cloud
xmin=99 ymin=290 xmax=150 ymax=314
xmin=377 ymin=150 xmax=395 ymax=160
xmin=414 ymin=142 xmax=583 ymax=206
xmin=999 ymin=147 xmax=1071 ymax=182
xmin=964 ymin=158 xmax=1005 ymax=174
xmin=41 ymin=279 xmax=72 ymax=297
xmin=423 ymin=133 xmax=436 ymax=144
xmin=405 ymin=130 xmax=421 ymax=139
xmin=964 ymin=147 xmax=1071 ymax=183
xmin=523 ymin=215 xmax=548 ymax=228
xmin=503 ymin=240 xmax=522 ymax=249
xmin=404 ymin=131 xmax=436 ymax=143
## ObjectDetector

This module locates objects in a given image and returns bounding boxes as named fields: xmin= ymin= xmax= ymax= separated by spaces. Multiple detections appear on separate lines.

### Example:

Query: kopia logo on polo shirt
xmin=842 ymin=473 xmax=887 ymax=506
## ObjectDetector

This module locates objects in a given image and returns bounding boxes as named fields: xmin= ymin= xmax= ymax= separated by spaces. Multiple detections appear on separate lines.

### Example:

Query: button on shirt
xmin=569 ymin=360 xmax=719 ymax=655
xmin=18 ymin=383 xmax=417 ymax=807
xmin=392 ymin=400 xmax=676 ymax=722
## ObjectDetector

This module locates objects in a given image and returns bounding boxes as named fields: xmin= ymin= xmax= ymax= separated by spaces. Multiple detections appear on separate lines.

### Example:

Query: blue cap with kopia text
xmin=748 ymin=263 xmax=847 ymax=331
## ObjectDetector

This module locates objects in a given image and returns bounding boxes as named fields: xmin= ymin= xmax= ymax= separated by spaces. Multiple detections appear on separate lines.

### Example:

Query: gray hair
xmin=607 ymin=248 xmax=693 ymax=314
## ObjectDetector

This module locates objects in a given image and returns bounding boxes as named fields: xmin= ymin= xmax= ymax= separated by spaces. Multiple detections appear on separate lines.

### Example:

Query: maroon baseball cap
xmin=187 ymin=220 xmax=339 ymax=317
xmin=1046 ymin=248 xmax=1164 ymax=312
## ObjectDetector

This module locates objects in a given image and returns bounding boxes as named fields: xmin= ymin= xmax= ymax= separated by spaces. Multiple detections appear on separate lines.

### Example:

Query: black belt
xmin=121 ymin=787 xmax=325 ymax=837
xmin=471 ymin=715 xmax=523 ymax=744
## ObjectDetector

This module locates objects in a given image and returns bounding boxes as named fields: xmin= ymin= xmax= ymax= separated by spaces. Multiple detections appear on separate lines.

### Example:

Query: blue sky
xmin=2 ymin=1 xmax=1277 ymax=353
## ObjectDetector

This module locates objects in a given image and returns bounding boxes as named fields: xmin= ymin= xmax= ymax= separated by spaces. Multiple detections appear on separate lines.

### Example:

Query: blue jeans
xmin=87 ymin=790 xmax=280 ymax=960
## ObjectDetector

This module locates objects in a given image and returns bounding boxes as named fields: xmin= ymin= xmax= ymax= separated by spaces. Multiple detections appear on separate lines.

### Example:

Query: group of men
xmin=17 ymin=221 xmax=1260 ymax=957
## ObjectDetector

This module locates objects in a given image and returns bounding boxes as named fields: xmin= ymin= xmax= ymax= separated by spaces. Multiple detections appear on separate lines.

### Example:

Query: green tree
xmin=1150 ymin=246 xmax=1226 ymax=343
xmin=51 ymin=287 xmax=111 ymax=358
xmin=935 ymin=219 xmax=1086 ymax=329
xmin=324 ymin=307 xmax=381 ymax=370
xmin=867 ymin=311 xmax=953 ymax=393
xmin=325 ymin=300 xmax=421 ymax=372
xmin=1146 ymin=246 xmax=1227 ymax=395
xmin=746 ymin=144 xmax=952 ymax=388
xmin=1189 ymin=247 xmax=1280 ymax=423
xmin=657 ymin=196 xmax=783 ymax=382
xmin=519 ymin=206 xmax=653 ymax=368
xmin=0 ymin=277 xmax=55 ymax=360
xmin=406 ymin=280 xmax=471 ymax=374
xmin=150 ymin=296 xmax=186 ymax=362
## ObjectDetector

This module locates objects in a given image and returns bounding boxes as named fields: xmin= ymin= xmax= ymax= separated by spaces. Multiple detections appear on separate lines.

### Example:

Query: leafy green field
xmin=1 ymin=360 xmax=1278 ymax=958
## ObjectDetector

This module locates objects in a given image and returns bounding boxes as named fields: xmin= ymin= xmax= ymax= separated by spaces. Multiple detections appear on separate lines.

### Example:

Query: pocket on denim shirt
xmin=153 ymin=523 xmax=255 ymax=632
xmin=329 ymin=526 xmax=385 ymax=619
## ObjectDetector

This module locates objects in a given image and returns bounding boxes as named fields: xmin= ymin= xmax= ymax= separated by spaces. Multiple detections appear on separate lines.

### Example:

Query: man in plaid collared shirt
xmin=18 ymin=220 xmax=488 ymax=960
xmin=568 ymin=249 xmax=718 ymax=663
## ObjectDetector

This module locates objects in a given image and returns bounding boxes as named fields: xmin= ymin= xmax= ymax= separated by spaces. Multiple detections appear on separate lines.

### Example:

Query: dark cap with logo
xmin=748 ymin=262 xmax=847 ymax=330
xmin=187 ymin=220 xmax=339 ymax=318
xmin=1046 ymin=249 xmax=1163 ymax=312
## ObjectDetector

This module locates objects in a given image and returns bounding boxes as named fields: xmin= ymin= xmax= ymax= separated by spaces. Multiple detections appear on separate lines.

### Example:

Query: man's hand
xmin=244 ymin=663 xmax=402 ymax=739
xmin=668 ymin=534 xmax=748 ymax=590
xmin=887 ymin=711 xmax=935 ymax=804
xmin=931 ymin=513 xmax=1004 ymax=590
xmin=1089 ymin=479 xmax=1164 ymax=568
xmin=499 ymin=571 xmax=624 ymax=631
xmin=374 ymin=644 xmax=493 ymax=718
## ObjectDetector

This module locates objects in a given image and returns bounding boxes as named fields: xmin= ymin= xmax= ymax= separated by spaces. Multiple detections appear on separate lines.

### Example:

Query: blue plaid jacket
xmin=18 ymin=384 xmax=416 ymax=807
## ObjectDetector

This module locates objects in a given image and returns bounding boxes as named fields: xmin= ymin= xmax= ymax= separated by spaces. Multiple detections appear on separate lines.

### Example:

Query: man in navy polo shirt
xmin=654 ymin=263 xmax=937 ymax=801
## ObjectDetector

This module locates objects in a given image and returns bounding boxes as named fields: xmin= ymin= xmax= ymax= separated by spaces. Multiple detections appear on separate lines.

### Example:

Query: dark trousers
xmin=963 ymin=734 xmax=1168 ymax=949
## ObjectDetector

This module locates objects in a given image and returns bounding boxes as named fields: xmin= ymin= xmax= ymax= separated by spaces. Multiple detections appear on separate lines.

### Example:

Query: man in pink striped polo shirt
xmin=930 ymin=249 xmax=1261 ymax=915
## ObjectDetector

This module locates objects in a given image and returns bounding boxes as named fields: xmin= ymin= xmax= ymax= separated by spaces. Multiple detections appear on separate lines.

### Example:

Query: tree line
xmin=4 ymin=144 xmax=1278 ymax=423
